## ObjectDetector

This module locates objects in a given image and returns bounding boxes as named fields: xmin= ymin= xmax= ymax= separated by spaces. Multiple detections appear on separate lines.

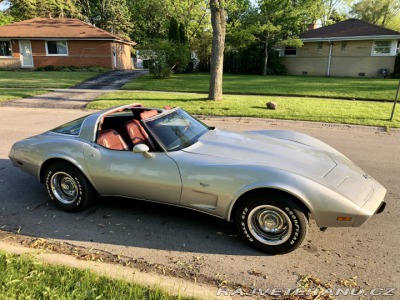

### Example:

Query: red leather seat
xmin=98 ymin=129 xmax=128 ymax=151
xmin=125 ymin=119 xmax=154 ymax=150
xmin=140 ymin=110 xmax=158 ymax=120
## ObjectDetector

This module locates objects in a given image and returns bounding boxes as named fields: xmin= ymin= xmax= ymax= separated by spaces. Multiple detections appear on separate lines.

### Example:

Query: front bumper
xmin=353 ymin=183 xmax=386 ymax=227
xmin=375 ymin=201 xmax=386 ymax=214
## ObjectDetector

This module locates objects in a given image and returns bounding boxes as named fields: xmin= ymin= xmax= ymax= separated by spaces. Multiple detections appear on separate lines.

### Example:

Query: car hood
xmin=183 ymin=129 xmax=337 ymax=178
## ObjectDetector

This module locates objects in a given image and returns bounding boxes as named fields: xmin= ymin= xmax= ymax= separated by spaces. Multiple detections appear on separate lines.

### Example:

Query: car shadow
xmin=0 ymin=159 xmax=266 ymax=256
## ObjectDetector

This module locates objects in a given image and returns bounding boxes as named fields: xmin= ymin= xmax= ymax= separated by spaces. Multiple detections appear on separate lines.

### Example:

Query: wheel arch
xmin=39 ymin=158 xmax=97 ymax=192
xmin=228 ymin=187 xmax=311 ymax=222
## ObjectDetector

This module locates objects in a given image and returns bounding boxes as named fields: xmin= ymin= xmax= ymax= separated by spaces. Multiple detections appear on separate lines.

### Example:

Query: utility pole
xmin=390 ymin=79 xmax=400 ymax=121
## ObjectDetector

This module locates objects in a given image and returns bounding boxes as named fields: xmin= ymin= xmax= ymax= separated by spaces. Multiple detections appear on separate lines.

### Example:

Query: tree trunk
xmin=262 ymin=33 xmax=269 ymax=76
xmin=208 ymin=0 xmax=226 ymax=101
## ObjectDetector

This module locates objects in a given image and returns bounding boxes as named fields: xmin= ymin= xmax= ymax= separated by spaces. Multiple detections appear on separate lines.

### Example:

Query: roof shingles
xmin=300 ymin=19 xmax=400 ymax=39
xmin=0 ymin=18 xmax=133 ymax=44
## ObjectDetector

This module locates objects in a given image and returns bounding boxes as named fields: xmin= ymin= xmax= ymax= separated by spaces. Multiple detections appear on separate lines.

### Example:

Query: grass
xmin=87 ymin=91 xmax=400 ymax=128
xmin=0 ymin=89 xmax=49 ymax=102
xmin=0 ymin=71 xmax=102 ymax=88
xmin=122 ymin=73 xmax=400 ymax=101
xmin=0 ymin=250 xmax=192 ymax=300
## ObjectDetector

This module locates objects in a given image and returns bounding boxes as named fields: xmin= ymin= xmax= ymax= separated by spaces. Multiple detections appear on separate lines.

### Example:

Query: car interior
xmin=97 ymin=107 xmax=165 ymax=151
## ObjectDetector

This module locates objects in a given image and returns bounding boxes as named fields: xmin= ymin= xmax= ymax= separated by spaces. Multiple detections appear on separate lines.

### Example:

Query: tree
xmin=0 ymin=11 xmax=13 ymax=25
xmin=208 ymin=0 xmax=227 ymax=100
xmin=127 ymin=0 xmax=170 ymax=42
xmin=315 ymin=0 xmax=347 ymax=26
xmin=8 ymin=0 xmax=81 ymax=20
xmin=167 ymin=0 xmax=210 ymax=44
xmin=257 ymin=0 xmax=312 ymax=76
xmin=179 ymin=23 xmax=187 ymax=43
xmin=350 ymin=0 xmax=400 ymax=27
xmin=79 ymin=0 xmax=132 ymax=36
xmin=168 ymin=18 xmax=180 ymax=42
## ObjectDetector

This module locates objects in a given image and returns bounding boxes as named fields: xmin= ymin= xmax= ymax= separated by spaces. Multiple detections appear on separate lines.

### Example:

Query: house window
xmin=0 ymin=41 xmax=12 ymax=57
xmin=397 ymin=41 xmax=399 ymax=54
xmin=341 ymin=41 xmax=347 ymax=51
xmin=318 ymin=42 xmax=323 ymax=52
xmin=46 ymin=41 xmax=68 ymax=56
xmin=284 ymin=47 xmax=297 ymax=56
xmin=373 ymin=41 xmax=391 ymax=55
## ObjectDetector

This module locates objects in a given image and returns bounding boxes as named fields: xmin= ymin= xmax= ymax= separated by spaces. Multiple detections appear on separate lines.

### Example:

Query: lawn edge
xmin=0 ymin=238 xmax=218 ymax=300
xmin=120 ymin=89 xmax=395 ymax=102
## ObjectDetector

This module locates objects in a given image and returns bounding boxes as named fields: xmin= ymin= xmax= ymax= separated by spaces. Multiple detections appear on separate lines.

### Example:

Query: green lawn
xmin=0 ymin=89 xmax=49 ymax=102
xmin=122 ymin=73 xmax=400 ymax=101
xmin=0 ymin=71 xmax=102 ymax=88
xmin=88 ymin=91 xmax=400 ymax=128
xmin=0 ymin=250 xmax=192 ymax=300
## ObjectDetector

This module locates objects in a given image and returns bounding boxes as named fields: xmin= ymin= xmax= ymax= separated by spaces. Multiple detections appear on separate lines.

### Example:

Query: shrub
xmin=391 ymin=53 xmax=400 ymax=78
xmin=141 ymin=41 xmax=191 ymax=79
xmin=148 ymin=53 xmax=171 ymax=79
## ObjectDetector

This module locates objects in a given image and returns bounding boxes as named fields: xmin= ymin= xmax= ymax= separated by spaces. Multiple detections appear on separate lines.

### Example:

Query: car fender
xmin=39 ymin=149 xmax=98 ymax=192
xmin=227 ymin=170 xmax=361 ymax=228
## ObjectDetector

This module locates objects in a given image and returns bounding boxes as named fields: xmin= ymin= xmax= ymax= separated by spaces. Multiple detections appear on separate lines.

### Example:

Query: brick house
xmin=0 ymin=17 xmax=135 ymax=70
xmin=280 ymin=19 xmax=400 ymax=77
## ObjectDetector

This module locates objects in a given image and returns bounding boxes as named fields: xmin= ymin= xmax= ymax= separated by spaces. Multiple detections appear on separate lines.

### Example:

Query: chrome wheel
xmin=50 ymin=172 xmax=78 ymax=204
xmin=247 ymin=205 xmax=292 ymax=245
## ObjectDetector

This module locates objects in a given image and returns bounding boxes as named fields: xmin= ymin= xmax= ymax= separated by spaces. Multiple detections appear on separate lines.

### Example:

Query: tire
xmin=44 ymin=161 xmax=95 ymax=212
xmin=236 ymin=191 xmax=308 ymax=254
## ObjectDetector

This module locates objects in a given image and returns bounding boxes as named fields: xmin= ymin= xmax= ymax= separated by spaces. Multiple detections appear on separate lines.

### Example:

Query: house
xmin=0 ymin=17 xmax=136 ymax=70
xmin=280 ymin=19 xmax=400 ymax=77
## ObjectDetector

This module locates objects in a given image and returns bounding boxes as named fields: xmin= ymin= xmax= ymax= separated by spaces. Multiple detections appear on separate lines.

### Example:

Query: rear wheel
xmin=236 ymin=192 xmax=308 ymax=254
xmin=44 ymin=161 xmax=95 ymax=212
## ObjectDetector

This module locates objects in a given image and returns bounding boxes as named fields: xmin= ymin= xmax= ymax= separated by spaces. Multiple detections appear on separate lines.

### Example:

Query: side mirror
xmin=133 ymin=144 xmax=153 ymax=158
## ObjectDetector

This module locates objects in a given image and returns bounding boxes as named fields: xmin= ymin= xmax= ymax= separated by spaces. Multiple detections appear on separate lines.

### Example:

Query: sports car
xmin=8 ymin=103 xmax=386 ymax=254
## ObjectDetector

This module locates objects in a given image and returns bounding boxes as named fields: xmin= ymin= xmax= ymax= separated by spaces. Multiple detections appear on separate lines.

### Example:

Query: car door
xmin=83 ymin=143 xmax=182 ymax=204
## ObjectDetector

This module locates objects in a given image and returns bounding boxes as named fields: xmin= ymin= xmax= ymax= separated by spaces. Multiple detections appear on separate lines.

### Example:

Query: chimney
xmin=44 ymin=11 xmax=52 ymax=18
xmin=308 ymin=23 xmax=317 ymax=31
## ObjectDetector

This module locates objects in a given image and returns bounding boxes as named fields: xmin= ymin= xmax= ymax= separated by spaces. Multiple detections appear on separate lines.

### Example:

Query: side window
xmin=341 ymin=41 xmax=347 ymax=51
xmin=46 ymin=41 xmax=68 ymax=56
xmin=51 ymin=116 xmax=86 ymax=136
xmin=372 ymin=40 xmax=392 ymax=55
xmin=284 ymin=47 xmax=297 ymax=56
xmin=0 ymin=41 xmax=12 ymax=57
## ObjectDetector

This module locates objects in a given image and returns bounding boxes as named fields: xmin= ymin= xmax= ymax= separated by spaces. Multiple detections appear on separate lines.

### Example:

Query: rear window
xmin=51 ymin=116 xmax=87 ymax=136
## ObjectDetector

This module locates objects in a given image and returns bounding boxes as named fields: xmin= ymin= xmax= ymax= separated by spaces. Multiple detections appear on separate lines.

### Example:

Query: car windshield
xmin=144 ymin=108 xmax=209 ymax=151
xmin=50 ymin=116 xmax=87 ymax=136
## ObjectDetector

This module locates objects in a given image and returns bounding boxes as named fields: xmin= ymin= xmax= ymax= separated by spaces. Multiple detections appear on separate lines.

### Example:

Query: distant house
xmin=0 ymin=17 xmax=136 ymax=70
xmin=280 ymin=19 xmax=400 ymax=77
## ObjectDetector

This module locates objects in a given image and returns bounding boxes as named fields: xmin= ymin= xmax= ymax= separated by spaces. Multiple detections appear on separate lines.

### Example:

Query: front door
xmin=19 ymin=41 xmax=33 ymax=67
xmin=83 ymin=144 xmax=182 ymax=204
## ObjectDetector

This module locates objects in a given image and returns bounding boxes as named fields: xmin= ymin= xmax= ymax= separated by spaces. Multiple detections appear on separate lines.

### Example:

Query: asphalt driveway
xmin=0 ymin=106 xmax=398 ymax=296
xmin=0 ymin=70 xmax=148 ymax=109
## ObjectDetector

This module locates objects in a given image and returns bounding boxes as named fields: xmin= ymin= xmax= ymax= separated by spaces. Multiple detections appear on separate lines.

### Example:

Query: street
xmin=0 ymin=106 xmax=399 ymax=296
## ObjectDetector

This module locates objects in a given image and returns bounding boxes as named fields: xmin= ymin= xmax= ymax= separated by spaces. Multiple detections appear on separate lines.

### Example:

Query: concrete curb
xmin=0 ymin=240 xmax=222 ymax=300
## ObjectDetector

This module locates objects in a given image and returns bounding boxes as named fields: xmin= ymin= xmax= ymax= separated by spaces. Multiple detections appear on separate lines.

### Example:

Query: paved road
xmin=0 ymin=70 xmax=148 ymax=109
xmin=0 ymin=107 xmax=399 ymax=296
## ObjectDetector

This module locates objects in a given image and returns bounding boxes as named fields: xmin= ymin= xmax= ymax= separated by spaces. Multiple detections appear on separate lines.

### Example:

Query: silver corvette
xmin=9 ymin=104 xmax=386 ymax=254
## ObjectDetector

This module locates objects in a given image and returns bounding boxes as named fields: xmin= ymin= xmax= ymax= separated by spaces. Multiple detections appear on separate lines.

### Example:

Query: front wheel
xmin=236 ymin=192 xmax=308 ymax=254
xmin=44 ymin=161 xmax=95 ymax=212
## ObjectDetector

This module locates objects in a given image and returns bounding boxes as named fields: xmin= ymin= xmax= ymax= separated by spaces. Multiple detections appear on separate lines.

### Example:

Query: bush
xmin=142 ymin=41 xmax=191 ymax=79
xmin=149 ymin=53 xmax=171 ymax=79
xmin=391 ymin=53 xmax=400 ymax=78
